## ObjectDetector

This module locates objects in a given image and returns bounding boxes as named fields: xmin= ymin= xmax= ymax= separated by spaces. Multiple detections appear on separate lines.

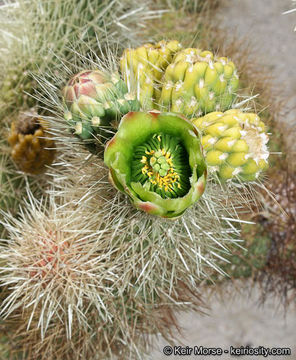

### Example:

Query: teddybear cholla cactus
xmin=8 ymin=111 xmax=55 ymax=174
xmin=193 ymin=109 xmax=269 ymax=181
xmin=120 ymin=40 xmax=182 ymax=109
xmin=104 ymin=111 xmax=207 ymax=218
xmin=62 ymin=70 xmax=140 ymax=140
xmin=159 ymin=48 xmax=239 ymax=117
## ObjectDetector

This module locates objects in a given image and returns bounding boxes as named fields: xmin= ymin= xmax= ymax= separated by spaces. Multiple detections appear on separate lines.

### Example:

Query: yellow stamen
xmin=141 ymin=156 xmax=147 ymax=164
xmin=140 ymin=144 xmax=183 ymax=194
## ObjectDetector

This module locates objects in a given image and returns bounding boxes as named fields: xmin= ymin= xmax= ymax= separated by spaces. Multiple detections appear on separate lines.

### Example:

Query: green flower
xmin=104 ymin=111 xmax=207 ymax=218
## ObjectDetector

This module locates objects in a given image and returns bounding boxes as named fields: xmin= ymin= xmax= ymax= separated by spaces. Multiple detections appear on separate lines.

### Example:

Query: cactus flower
xmin=104 ymin=111 xmax=207 ymax=218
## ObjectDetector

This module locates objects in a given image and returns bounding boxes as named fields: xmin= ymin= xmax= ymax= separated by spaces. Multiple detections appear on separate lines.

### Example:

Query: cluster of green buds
xmin=120 ymin=40 xmax=239 ymax=116
xmin=193 ymin=110 xmax=269 ymax=181
xmin=120 ymin=40 xmax=182 ymax=109
xmin=158 ymin=48 xmax=239 ymax=117
xmin=60 ymin=39 xmax=270 ymax=218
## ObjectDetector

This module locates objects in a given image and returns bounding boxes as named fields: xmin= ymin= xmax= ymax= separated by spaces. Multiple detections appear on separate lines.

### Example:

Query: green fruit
xmin=104 ymin=111 xmax=207 ymax=218
xmin=158 ymin=48 xmax=239 ymax=117
xmin=120 ymin=40 xmax=182 ymax=109
xmin=62 ymin=70 xmax=140 ymax=141
xmin=193 ymin=109 xmax=269 ymax=182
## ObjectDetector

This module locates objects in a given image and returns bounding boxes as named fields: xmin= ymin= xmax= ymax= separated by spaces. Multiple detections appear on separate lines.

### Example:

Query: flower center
xmin=131 ymin=133 xmax=191 ymax=199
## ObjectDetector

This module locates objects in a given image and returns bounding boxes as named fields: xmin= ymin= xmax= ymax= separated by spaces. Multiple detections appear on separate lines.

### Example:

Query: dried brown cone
xmin=8 ymin=110 xmax=56 ymax=175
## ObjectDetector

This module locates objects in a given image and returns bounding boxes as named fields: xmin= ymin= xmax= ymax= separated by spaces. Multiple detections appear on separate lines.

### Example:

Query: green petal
xmin=117 ymin=112 xmax=159 ymax=145
xmin=105 ymin=142 xmax=132 ymax=186
xmin=130 ymin=168 xmax=206 ymax=217
xmin=133 ymin=198 xmax=166 ymax=216
xmin=109 ymin=169 xmax=125 ymax=192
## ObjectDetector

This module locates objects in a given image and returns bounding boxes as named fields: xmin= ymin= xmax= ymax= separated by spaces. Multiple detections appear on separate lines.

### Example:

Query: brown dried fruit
xmin=8 ymin=111 xmax=55 ymax=174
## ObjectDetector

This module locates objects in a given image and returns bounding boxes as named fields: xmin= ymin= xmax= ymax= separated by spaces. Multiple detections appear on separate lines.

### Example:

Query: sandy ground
xmin=151 ymin=1 xmax=296 ymax=359
xmin=151 ymin=284 xmax=296 ymax=360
